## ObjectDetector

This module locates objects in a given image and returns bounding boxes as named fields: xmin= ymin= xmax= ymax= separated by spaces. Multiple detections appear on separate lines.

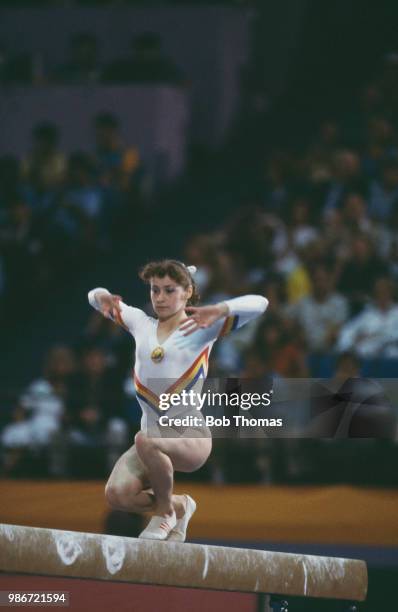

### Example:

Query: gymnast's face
xmin=150 ymin=275 xmax=192 ymax=320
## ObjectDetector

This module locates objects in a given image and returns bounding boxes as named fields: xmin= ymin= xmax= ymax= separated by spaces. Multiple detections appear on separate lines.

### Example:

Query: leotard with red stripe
xmin=88 ymin=289 xmax=268 ymax=430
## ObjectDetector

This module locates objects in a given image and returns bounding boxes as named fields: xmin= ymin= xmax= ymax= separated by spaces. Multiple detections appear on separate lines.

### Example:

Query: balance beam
xmin=0 ymin=524 xmax=367 ymax=603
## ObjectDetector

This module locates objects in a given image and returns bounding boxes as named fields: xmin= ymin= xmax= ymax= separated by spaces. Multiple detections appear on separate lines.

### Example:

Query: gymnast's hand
xmin=179 ymin=303 xmax=229 ymax=336
xmin=95 ymin=291 xmax=123 ymax=320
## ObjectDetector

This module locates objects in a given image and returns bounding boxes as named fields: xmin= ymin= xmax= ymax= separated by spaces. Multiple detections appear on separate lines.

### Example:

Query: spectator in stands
xmin=201 ymin=247 xmax=239 ymax=305
xmin=102 ymin=32 xmax=184 ymax=85
xmin=261 ymin=151 xmax=295 ymax=216
xmin=1 ymin=346 xmax=76 ymax=474
xmin=246 ymin=314 xmax=308 ymax=378
xmin=361 ymin=117 xmax=396 ymax=179
xmin=372 ymin=196 xmax=398 ymax=259
xmin=336 ymin=277 xmax=398 ymax=357
xmin=322 ymin=150 xmax=365 ymax=217
xmin=240 ymin=349 xmax=271 ymax=380
xmin=306 ymin=119 xmax=340 ymax=183
xmin=80 ymin=310 xmax=132 ymax=376
xmin=341 ymin=192 xmax=373 ymax=236
xmin=93 ymin=112 xmax=140 ymax=187
xmin=285 ymin=195 xmax=319 ymax=250
xmin=368 ymin=156 xmax=398 ymax=222
xmin=285 ymin=263 xmax=348 ymax=353
xmin=380 ymin=207 xmax=398 ymax=281
xmin=22 ymin=122 xmax=66 ymax=203
xmin=335 ymin=233 xmax=388 ymax=315
xmin=53 ymin=152 xmax=104 ymax=253
xmin=354 ymin=84 xmax=386 ymax=146
xmin=93 ymin=111 xmax=143 ymax=235
xmin=226 ymin=207 xmax=275 ymax=284
xmin=54 ymin=32 xmax=101 ymax=84
xmin=332 ymin=351 xmax=361 ymax=382
xmin=256 ymin=274 xmax=286 ymax=317
xmin=275 ymin=240 xmax=312 ymax=306
xmin=0 ymin=196 xmax=50 ymax=321
xmin=323 ymin=192 xmax=374 ymax=268
xmin=65 ymin=345 xmax=128 ymax=474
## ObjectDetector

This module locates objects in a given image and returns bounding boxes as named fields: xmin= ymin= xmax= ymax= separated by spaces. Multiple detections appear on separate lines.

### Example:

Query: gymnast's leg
xmin=134 ymin=431 xmax=211 ymax=540
xmin=104 ymin=442 xmax=188 ymax=519
xmin=104 ymin=444 xmax=155 ymax=514
xmin=134 ymin=432 xmax=175 ymax=518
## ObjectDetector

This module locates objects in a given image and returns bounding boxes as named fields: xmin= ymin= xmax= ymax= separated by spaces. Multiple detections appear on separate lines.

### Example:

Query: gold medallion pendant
xmin=151 ymin=346 xmax=165 ymax=363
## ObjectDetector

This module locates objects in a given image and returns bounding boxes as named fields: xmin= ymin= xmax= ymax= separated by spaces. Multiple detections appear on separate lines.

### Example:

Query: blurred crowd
xmin=0 ymin=341 xmax=136 ymax=479
xmin=0 ymin=28 xmax=187 ymax=326
xmin=1 ymin=42 xmax=398 ymax=483
xmin=0 ymin=31 xmax=184 ymax=86
xmin=0 ymin=112 xmax=148 ymax=325
xmin=190 ymin=59 xmax=398 ymax=378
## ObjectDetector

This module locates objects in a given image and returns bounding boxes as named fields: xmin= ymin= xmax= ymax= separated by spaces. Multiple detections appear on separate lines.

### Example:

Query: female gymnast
xmin=88 ymin=260 xmax=268 ymax=541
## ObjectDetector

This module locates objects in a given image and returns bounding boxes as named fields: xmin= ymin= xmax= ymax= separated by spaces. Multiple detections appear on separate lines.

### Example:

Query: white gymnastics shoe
xmin=138 ymin=511 xmax=177 ymax=540
xmin=167 ymin=495 xmax=197 ymax=542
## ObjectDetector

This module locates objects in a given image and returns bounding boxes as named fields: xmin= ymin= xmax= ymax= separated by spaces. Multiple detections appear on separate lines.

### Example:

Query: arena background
xmin=0 ymin=0 xmax=398 ymax=610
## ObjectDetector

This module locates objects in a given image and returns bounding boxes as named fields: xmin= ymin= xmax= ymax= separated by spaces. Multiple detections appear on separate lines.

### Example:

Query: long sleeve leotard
xmin=88 ymin=289 xmax=268 ymax=430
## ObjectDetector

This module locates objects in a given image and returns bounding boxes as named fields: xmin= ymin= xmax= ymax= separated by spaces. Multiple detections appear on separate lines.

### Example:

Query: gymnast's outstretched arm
xmin=178 ymin=294 xmax=269 ymax=339
xmin=87 ymin=287 xmax=148 ymax=335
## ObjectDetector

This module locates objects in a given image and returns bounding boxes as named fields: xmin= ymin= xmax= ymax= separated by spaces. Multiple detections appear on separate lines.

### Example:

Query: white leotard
xmin=88 ymin=289 xmax=268 ymax=430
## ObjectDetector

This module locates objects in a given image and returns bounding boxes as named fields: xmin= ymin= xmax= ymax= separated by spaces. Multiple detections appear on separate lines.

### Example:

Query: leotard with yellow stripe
xmin=88 ymin=289 xmax=268 ymax=430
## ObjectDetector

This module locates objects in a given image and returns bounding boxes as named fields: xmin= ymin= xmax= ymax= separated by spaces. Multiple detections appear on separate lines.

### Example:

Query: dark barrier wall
xmin=0 ymin=85 xmax=187 ymax=180
xmin=0 ymin=7 xmax=250 ymax=146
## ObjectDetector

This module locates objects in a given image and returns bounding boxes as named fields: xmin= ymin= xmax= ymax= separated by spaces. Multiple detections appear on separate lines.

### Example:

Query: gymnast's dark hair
xmin=139 ymin=259 xmax=200 ymax=306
